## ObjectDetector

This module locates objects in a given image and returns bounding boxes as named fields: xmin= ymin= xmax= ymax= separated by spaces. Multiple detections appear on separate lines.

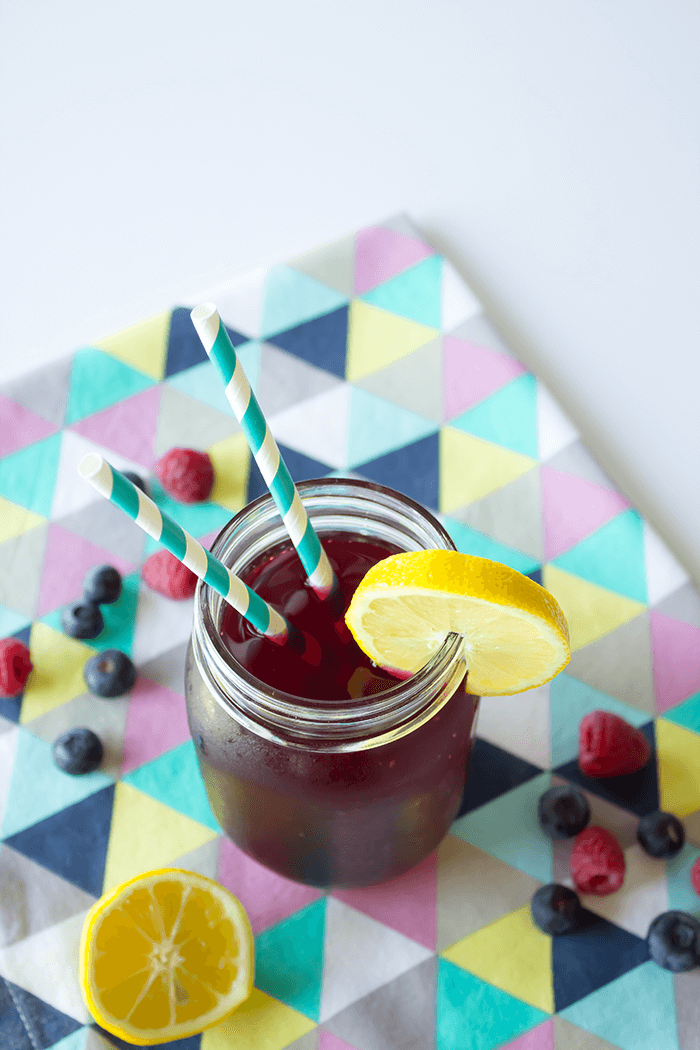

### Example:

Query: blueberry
xmin=531 ymin=884 xmax=583 ymax=935
xmin=84 ymin=649 xmax=136 ymax=697
xmin=124 ymin=471 xmax=148 ymax=495
xmin=637 ymin=811 xmax=685 ymax=859
xmin=83 ymin=565 xmax=122 ymax=605
xmin=647 ymin=911 xmax=700 ymax=972
xmin=537 ymin=785 xmax=591 ymax=839
xmin=61 ymin=601 xmax=104 ymax=640
xmin=52 ymin=727 xmax=103 ymax=775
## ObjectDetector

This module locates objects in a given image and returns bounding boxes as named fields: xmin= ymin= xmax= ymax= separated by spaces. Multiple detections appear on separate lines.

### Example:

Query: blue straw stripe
xmin=241 ymin=401 xmax=268 ymax=454
xmin=159 ymin=516 xmax=188 ymax=562
xmin=110 ymin=471 xmax=141 ymax=519
xmin=204 ymin=551 xmax=231 ymax=597
xmin=245 ymin=589 xmax=272 ymax=635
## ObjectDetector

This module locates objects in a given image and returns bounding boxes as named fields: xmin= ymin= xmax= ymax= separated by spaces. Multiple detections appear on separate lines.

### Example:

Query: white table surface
xmin=1 ymin=1 xmax=698 ymax=584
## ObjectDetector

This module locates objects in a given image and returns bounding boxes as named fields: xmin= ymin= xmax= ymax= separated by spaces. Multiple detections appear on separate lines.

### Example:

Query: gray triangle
xmin=553 ymin=1015 xmax=625 ymax=1050
xmin=566 ymin=612 xmax=655 ymax=715
xmin=545 ymin=439 xmax=617 ymax=490
xmin=323 ymin=957 xmax=436 ymax=1050
xmin=171 ymin=838 xmax=220 ymax=880
xmin=55 ymin=497 xmax=146 ymax=566
xmin=23 ymin=691 xmax=130 ymax=780
xmin=283 ymin=1032 xmax=319 ymax=1050
xmin=354 ymin=337 xmax=443 ymax=423
xmin=139 ymin=640 xmax=189 ymax=696
xmin=154 ymin=385 xmax=240 ymax=458
xmin=684 ymin=809 xmax=700 ymax=848
xmin=448 ymin=314 xmax=517 ymax=358
xmin=655 ymin=581 xmax=700 ymax=628
xmin=380 ymin=213 xmax=423 ymax=240
xmin=0 ymin=523 xmax=48 ymax=618
xmin=257 ymin=343 xmax=342 ymax=418
xmin=0 ymin=844 xmax=96 ymax=948
xmin=451 ymin=467 xmax=543 ymax=560
xmin=0 ymin=356 xmax=72 ymax=428
xmin=674 ymin=970 xmax=700 ymax=1050
xmin=288 ymin=234 xmax=356 ymax=297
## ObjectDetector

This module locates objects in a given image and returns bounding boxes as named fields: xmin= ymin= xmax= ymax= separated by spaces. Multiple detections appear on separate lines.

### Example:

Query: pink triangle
xmin=650 ymin=611 xmax=700 ymax=713
xmin=120 ymin=678 xmax=190 ymax=775
xmin=71 ymin=385 xmax=161 ymax=469
xmin=501 ymin=1019 xmax=554 ymax=1050
xmin=319 ymin=1032 xmax=361 ymax=1050
xmin=332 ymin=850 xmax=437 ymax=950
xmin=354 ymin=226 xmax=434 ymax=295
xmin=38 ymin=522 xmax=135 ymax=616
xmin=0 ymin=394 xmax=56 ymax=458
xmin=443 ymin=336 xmax=526 ymax=419
xmin=217 ymin=837 xmax=323 ymax=935
xmin=540 ymin=466 xmax=630 ymax=560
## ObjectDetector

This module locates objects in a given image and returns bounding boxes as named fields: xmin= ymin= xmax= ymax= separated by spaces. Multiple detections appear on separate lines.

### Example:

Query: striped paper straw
xmin=190 ymin=303 xmax=338 ymax=603
xmin=78 ymin=454 xmax=320 ymax=664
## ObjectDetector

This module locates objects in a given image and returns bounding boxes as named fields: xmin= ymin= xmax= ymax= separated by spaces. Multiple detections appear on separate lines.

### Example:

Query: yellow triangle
xmin=439 ymin=428 xmax=536 ymax=513
xmin=20 ymin=623 xmax=94 ymax=724
xmin=441 ymin=904 xmax=554 ymax=1014
xmin=345 ymin=300 xmax=438 ymax=382
xmin=102 ymin=782 xmax=218 ymax=892
xmin=656 ymin=719 xmax=700 ymax=818
xmin=0 ymin=496 xmax=45 ymax=544
xmin=208 ymin=431 xmax=251 ymax=513
xmin=542 ymin=565 xmax=646 ymax=651
xmin=95 ymin=310 xmax=171 ymax=381
xmin=201 ymin=988 xmax=316 ymax=1050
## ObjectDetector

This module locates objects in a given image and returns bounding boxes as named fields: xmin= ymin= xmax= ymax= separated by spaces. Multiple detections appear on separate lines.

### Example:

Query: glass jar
xmin=185 ymin=478 xmax=479 ymax=888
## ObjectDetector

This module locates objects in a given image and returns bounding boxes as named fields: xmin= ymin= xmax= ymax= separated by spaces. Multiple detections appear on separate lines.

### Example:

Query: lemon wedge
xmin=80 ymin=868 xmax=254 ymax=1046
xmin=345 ymin=550 xmax=570 ymax=695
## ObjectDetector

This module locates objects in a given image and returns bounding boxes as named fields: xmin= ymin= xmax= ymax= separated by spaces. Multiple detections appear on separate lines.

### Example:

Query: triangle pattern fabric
xmin=442 ymin=333 xmax=526 ymax=421
xmin=21 ymin=689 xmax=129 ymax=783
xmin=440 ymin=428 xmax=536 ymax=514
xmin=472 ymin=683 xmax=551 ymax=770
xmin=0 ymin=844 xmax=96 ymax=947
xmin=449 ymin=467 xmax=544 ymax=561
xmin=167 ymin=341 xmax=261 ymax=414
xmin=0 ymin=524 xmax=48 ymax=621
xmin=257 ymin=342 xmax=342 ymax=418
xmin=119 ymin=676 xmax=190 ymax=774
xmin=261 ymin=268 xmax=348 ymax=339
xmin=96 ymin=310 xmax=171 ymax=382
xmin=0 ymin=356 xmax=72 ymax=428
xmin=457 ymin=738 xmax=543 ymax=818
xmin=123 ymin=740 xmax=219 ymax=832
xmin=37 ymin=522 xmax=134 ymax=618
xmin=441 ymin=515 xmax=539 ymax=576
xmin=650 ymin=611 xmax=700 ymax=714
xmin=199 ymin=987 xmax=315 ymax=1049
xmin=70 ymin=385 xmax=161 ymax=470
xmin=0 ymin=394 xmax=56 ymax=458
xmin=268 ymin=387 xmax=350 ymax=470
xmin=552 ymin=912 xmax=649 ymax=1012
xmin=544 ymin=439 xmax=618 ymax=491
xmin=0 ymin=495 xmax=45 ymax=546
xmin=154 ymin=384 xmax=239 ymax=458
xmin=254 ymin=898 xmax=327 ymax=1021
xmin=536 ymin=383 xmax=580 ymax=461
xmin=0 ymin=432 xmax=62 ymax=517
xmin=289 ymin=234 xmax=356 ymax=296
xmin=441 ymin=260 xmax=482 ymax=331
xmin=345 ymin=301 xmax=439 ymax=382
xmin=354 ymin=225 xmax=434 ymax=294
xmin=65 ymin=348 xmax=154 ymax=424
xmin=655 ymin=718 xmax=700 ymax=818
xmin=554 ymin=723 xmax=659 ymax=819
xmin=361 ymin=254 xmax=443 ymax=328
xmin=552 ymin=510 xmax=647 ymax=604
xmin=267 ymin=306 xmax=349 ymax=380
xmin=450 ymin=374 xmax=538 ymax=458
xmin=357 ymin=433 xmax=440 ymax=511
xmin=654 ymin=582 xmax=700 ymax=628
xmin=0 ymin=976 xmax=84 ymax=1048
xmin=165 ymin=306 xmax=247 ymax=378
xmin=542 ymin=566 xmax=646 ymax=652
xmin=644 ymin=523 xmax=690 ymax=606
xmin=548 ymin=673 xmax=650 ymax=768
xmin=552 ymin=1015 xmax=625 ymax=1050
xmin=354 ymin=336 xmax=444 ymax=423
xmin=55 ymin=499 xmax=146 ymax=569
xmin=564 ymin=613 xmax=656 ymax=715
xmin=540 ymin=466 xmax=630 ymax=561
xmin=346 ymin=387 xmax=438 ymax=469
xmin=19 ymin=623 xmax=94 ymax=725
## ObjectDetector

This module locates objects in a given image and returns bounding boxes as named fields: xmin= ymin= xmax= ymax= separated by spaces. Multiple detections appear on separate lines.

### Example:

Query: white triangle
xmin=51 ymin=429 xmax=148 ymax=520
xmin=644 ymin=522 xmax=691 ymax=605
xmin=131 ymin=583 xmax=196 ymax=667
xmin=536 ymin=382 xmax=579 ymax=460
xmin=474 ymin=683 xmax=550 ymax=769
xmin=196 ymin=267 xmax=270 ymax=340
xmin=0 ymin=909 xmax=91 ymax=1024
xmin=441 ymin=260 xmax=481 ymax=331
xmin=319 ymin=898 xmax=432 ymax=1022
xmin=0 ymin=727 xmax=18 ymax=833
xmin=268 ymin=384 xmax=351 ymax=470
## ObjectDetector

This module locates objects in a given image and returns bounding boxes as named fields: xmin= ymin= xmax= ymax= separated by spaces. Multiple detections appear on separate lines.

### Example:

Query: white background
xmin=1 ymin=1 xmax=698 ymax=583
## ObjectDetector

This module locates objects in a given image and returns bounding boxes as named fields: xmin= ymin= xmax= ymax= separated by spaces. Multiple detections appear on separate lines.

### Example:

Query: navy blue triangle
xmin=553 ymin=721 xmax=659 ymax=817
xmin=356 ymin=433 xmax=440 ymax=511
xmin=96 ymin=1023 xmax=202 ymax=1050
xmin=1 ymin=977 xmax=82 ymax=1049
xmin=457 ymin=738 xmax=543 ymax=818
xmin=526 ymin=567 xmax=543 ymax=586
xmin=553 ymin=909 xmax=649 ymax=1011
xmin=266 ymin=305 xmax=349 ymax=379
xmin=4 ymin=784 xmax=115 ymax=896
xmin=0 ymin=625 xmax=34 ymax=723
xmin=247 ymin=443 xmax=334 ymax=503
xmin=165 ymin=307 xmax=248 ymax=378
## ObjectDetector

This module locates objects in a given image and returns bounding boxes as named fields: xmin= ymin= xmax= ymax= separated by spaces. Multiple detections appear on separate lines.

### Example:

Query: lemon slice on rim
xmin=80 ymin=868 xmax=254 ymax=1046
xmin=345 ymin=550 xmax=570 ymax=696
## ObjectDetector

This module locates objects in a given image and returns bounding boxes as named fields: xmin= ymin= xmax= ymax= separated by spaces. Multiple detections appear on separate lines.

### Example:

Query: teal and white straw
xmin=78 ymin=453 xmax=317 ymax=659
xmin=190 ymin=303 xmax=338 ymax=602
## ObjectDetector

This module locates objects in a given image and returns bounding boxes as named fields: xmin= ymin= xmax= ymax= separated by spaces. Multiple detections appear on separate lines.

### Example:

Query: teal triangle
xmin=663 ymin=689 xmax=700 ymax=735
xmin=43 ymin=571 xmax=141 ymax=655
xmin=0 ymin=432 xmax=62 ymax=516
xmin=549 ymin=672 xmax=650 ymax=767
xmin=167 ymin=340 xmax=262 ymax=414
xmin=254 ymin=898 xmax=326 ymax=1020
xmin=65 ymin=347 xmax=154 ymax=424
xmin=46 ymin=1028 xmax=90 ymax=1050
xmin=346 ymin=387 xmax=438 ymax=468
xmin=441 ymin=516 xmax=540 ymax=576
xmin=261 ymin=267 xmax=347 ymax=338
xmin=0 ymin=605 xmax=30 ymax=637
xmin=451 ymin=772 xmax=553 ymax=882
xmin=560 ymin=960 xmax=678 ymax=1050
xmin=451 ymin=374 xmax=538 ymax=458
xmin=1 ymin=728 xmax=113 ymax=839
xmin=665 ymin=842 xmax=700 ymax=919
xmin=123 ymin=739 xmax=219 ymax=832
xmin=436 ymin=958 xmax=548 ymax=1050
xmin=361 ymin=254 xmax=443 ymax=327
xmin=552 ymin=509 xmax=647 ymax=603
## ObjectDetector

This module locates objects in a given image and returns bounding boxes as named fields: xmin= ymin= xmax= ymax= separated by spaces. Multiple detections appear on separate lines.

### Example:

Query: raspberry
xmin=156 ymin=448 xmax=214 ymax=503
xmin=691 ymin=857 xmax=700 ymax=898
xmin=578 ymin=710 xmax=651 ymax=778
xmin=570 ymin=826 xmax=625 ymax=895
xmin=143 ymin=550 xmax=198 ymax=599
xmin=0 ymin=638 xmax=33 ymax=696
